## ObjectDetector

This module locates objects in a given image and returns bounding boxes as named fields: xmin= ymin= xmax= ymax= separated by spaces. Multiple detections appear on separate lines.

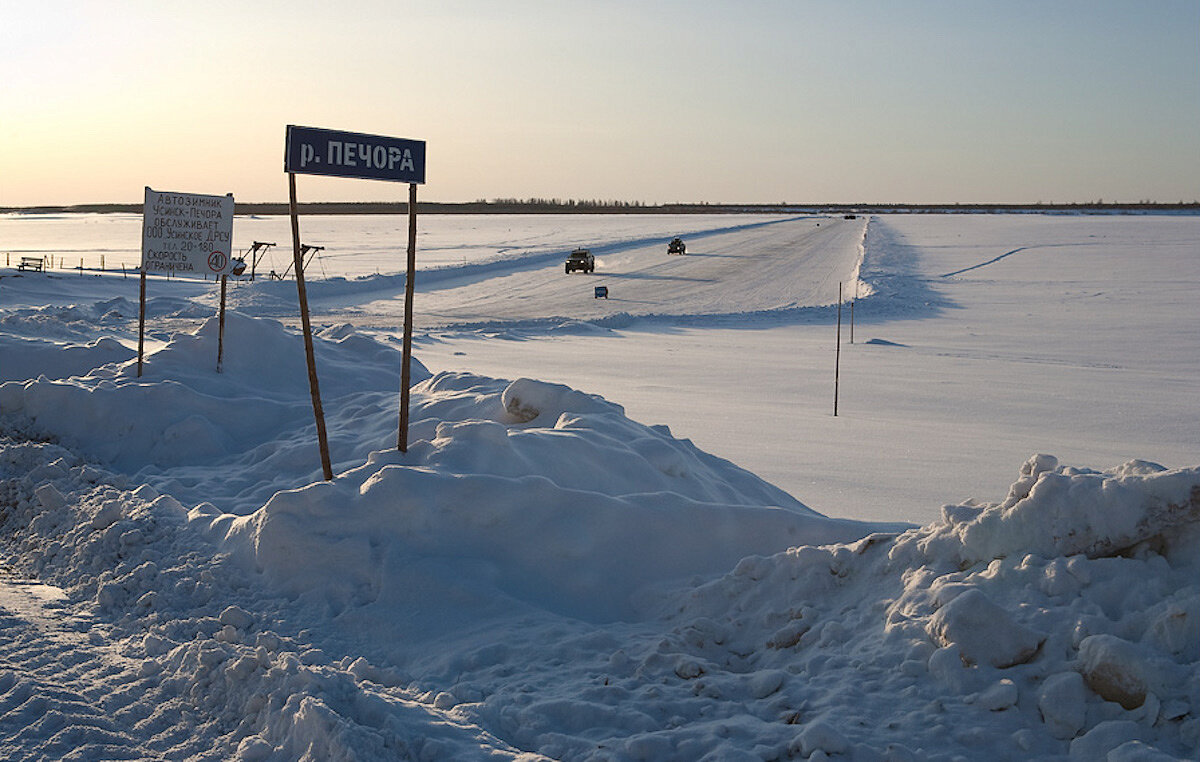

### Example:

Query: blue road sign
xmin=285 ymin=125 xmax=426 ymax=184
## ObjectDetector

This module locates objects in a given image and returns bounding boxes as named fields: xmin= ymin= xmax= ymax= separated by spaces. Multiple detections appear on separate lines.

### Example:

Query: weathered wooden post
xmin=137 ymin=270 xmax=147 ymax=377
xmin=217 ymin=274 xmax=228 ymax=373
xmin=288 ymin=172 xmax=334 ymax=481
xmin=284 ymin=125 xmax=427 ymax=471
xmin=398 ymin=181 xmax=418 ymax=452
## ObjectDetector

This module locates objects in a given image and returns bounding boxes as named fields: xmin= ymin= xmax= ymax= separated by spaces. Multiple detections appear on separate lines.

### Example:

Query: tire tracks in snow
xmin=0 ymin=569 xmax=172 ymax=761
xmin=939 ymin=242 xmax=1101 ymax=278
xmin=0 ymin=436 xmax=544 ymax=760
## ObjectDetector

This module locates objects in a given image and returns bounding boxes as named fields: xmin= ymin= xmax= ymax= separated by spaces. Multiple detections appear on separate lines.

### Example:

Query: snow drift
xmin=217 ymin=372 xmax=878 ymax=624
xmin=3 ymin=428 xmax=1197 ymax=759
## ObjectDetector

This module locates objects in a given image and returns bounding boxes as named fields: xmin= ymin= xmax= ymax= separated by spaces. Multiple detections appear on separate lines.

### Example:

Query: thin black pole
xmin=398 ymin=182 xmax=418 ymax=452
xmin=217 ymin=274 xmax=227 ymax=373
xmin=289 ymin=173 xmax=334 ymax=481
xmin=136 ymin=271 xmax=147 ymax=377
xmin=834 ymin=282 xmax=842 ymax=417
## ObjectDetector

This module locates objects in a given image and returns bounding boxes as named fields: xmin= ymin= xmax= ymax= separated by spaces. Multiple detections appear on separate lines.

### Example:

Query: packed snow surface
xmin=1 ymin=212 xmax=1197 ymax=760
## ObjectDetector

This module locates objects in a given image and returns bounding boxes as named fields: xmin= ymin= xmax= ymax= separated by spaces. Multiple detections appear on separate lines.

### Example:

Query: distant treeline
xmin=4 ymin=200 xmax=1199 ymax=216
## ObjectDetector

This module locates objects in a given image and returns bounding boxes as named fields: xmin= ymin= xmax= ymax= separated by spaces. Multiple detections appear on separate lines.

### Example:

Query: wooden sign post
xmin=398 ymin=181 xmax=419 ymax=452
xmin=217 ymin=274 xmax=228 ymax=373
xmin=283 ymin=125 xmax=427 ymax=478
xmin=137 ymin=269 xmax=147 ymax=377
xmin=287 ymin=172 xmax=334 ymax=480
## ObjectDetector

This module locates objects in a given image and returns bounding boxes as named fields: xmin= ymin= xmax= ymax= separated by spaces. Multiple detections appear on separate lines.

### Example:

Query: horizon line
xmin=4 ymin=199 xmax=1199 ymax=214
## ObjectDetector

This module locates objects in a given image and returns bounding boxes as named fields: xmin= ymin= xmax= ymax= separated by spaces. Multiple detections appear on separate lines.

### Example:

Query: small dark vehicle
xmin=667 ymin=237 xmax=686 ymax=255
xmin=565 ymin=248 xmax=594 ymax=274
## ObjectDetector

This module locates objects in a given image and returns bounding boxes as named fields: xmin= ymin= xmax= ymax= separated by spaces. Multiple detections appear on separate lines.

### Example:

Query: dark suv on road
xmin=565 ymin=248 xmax=595 ymax=273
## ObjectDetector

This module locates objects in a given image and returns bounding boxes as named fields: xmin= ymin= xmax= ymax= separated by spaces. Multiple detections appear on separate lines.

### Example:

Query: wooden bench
xmin=18 ymin=256 xmax=44 ymax=272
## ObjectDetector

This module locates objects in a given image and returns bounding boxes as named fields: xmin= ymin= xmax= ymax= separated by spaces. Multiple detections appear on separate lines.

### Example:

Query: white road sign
xmin=141 ymin=187 xmax=235 ymax=276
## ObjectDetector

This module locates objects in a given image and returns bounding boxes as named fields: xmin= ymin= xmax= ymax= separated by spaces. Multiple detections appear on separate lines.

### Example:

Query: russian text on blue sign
xmin=285 ymin=125 xmax=426 ymax=184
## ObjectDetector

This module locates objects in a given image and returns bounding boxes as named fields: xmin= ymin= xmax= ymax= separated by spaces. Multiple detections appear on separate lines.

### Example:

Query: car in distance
xmin=667 ymin=237 xmax=686 ymax=255
xmin=565 ymin=248 xmax=595 ymax=273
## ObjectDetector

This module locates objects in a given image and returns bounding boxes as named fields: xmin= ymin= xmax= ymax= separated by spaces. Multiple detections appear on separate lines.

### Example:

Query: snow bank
xmin=218 ymin=373 xmax=881 ymax=623
xmin=660 ymin=455 xmax=1200 ymax=759
xmin=0 ymin=312 xmax=430 ymax=498
xmin=927 ymin=454 xmax=1199 ymax=564
xmin=0 ymin=298 xmax=140 ymax=382
xmin=4 ymin=428 xmax=1196 ymax=759
xmin=0 ymin=333 xmax=133 ymax=383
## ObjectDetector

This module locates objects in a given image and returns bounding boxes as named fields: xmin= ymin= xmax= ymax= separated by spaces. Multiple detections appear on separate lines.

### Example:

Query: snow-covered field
xmin=0 ymin=212 xmax=1197 ymax=760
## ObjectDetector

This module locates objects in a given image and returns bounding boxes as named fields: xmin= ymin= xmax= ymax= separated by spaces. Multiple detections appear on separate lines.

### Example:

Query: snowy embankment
xmin=1 ymin=213 xmax=1198 ymax=760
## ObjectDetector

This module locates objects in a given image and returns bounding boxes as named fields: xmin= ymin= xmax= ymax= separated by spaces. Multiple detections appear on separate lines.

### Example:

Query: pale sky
xmin=2 ymin=0 xmax=1198 ymax=206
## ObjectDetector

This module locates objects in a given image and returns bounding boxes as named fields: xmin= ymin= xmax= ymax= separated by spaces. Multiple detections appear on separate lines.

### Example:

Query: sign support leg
xmin=289 ymin=173 xmax=334 ymax=481
xmin=834 ymin=282 xmax=842 ymax=417
xmin=398 ymin=182 xmax=418 ymax=452
xmin=217 ymin=274 xmax=227 ymax=373
xmin=137 ymin=270 xmax=147 ymax=378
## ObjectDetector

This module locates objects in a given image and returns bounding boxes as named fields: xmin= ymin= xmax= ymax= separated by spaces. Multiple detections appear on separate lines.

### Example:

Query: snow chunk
xmin=500 ymin=377 xmax=611 ymax=423
xmin=90 ymin=500 xmax=122 ymax=530
xmin=218 ymin=605 xmax=255 ymax=631
xmin=34 ymin=483 xmax=66 ymax=511
xmin=1106 ymin=740 xmax=1189 ymax=761
xmin=926 ymin=588 xmax=1044 ymax=668
xmin=235 ymin=736 xmax=273 ymax=761
xmin=793 ymin=721 xmax=849 ymax=757
xmin=1078 ymin=635 xmax=1151 ymax=710
xmin=1147 ymin=598 xmax=1200 ymax=659
xmin=150 ymin=494 xmax=187 ymax=518
xmin=1038 ymin=671 xmax=1089 ymax=740
xmin=976 ymin=678 xmax=1018 ymax=711
xmin=1069 ymin=721 xmax=1153 ymax=761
